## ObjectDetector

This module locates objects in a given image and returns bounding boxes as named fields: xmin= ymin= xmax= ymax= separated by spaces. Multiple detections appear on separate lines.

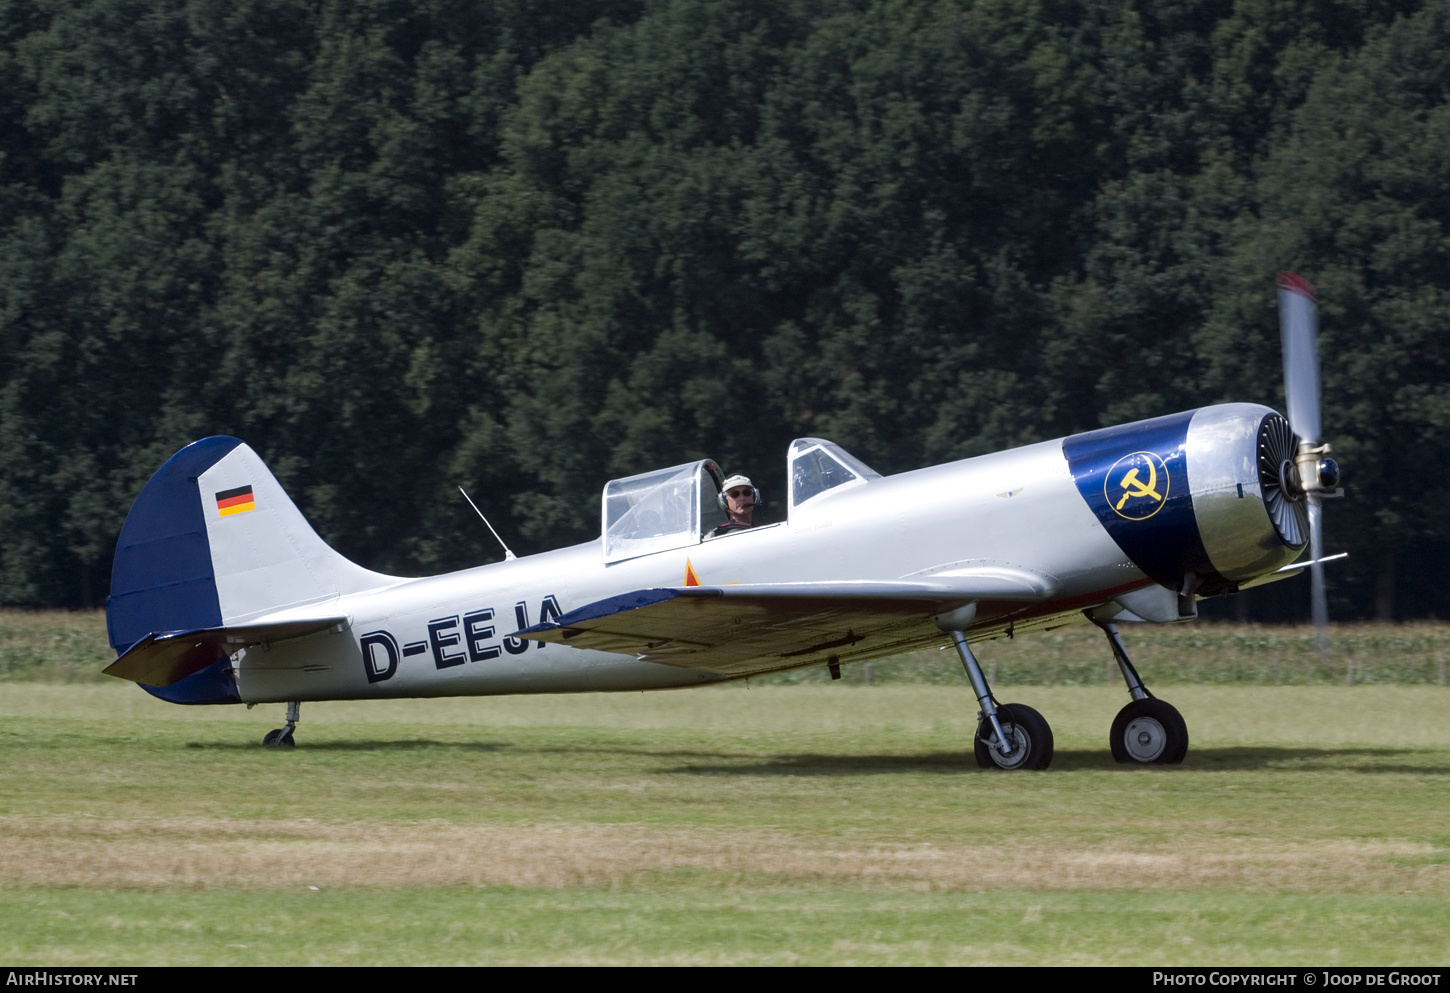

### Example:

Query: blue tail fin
xmin=107 ymin=437 xmax=241 ymax=656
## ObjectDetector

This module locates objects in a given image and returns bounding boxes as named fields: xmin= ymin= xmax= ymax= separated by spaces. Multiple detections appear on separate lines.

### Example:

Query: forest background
xmin=2 ymin=0 xmax=1448 ymax=621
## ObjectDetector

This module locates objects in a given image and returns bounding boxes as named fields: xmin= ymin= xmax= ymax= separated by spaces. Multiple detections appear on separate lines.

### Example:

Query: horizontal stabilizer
xmin=104 ymin=616 xmax=347 ymax=687
xmin=518 ymin=581 xmax=1032 ymax=677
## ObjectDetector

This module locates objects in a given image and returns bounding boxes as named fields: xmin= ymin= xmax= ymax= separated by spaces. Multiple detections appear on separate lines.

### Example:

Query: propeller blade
xmin=1279 ymin=273 xmax=1331 ymax=657
xmin=1278 ymin=272 xmax=1322 ymax=445
xmin=1308 ymin=498 xmax=1330 ymax=657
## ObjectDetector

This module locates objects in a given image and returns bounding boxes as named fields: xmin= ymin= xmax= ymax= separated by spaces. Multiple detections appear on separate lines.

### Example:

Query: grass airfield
xmin=2 ymin=676 xmax=1449 ymax=965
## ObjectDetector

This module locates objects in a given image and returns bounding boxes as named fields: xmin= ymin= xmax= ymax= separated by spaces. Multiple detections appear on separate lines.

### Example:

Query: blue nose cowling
xmin=1063 ymin=409 xmax=1223 ymax=595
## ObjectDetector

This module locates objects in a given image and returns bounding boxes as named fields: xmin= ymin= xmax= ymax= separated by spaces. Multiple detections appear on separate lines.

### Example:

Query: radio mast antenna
xmin=458 ymin=486 xmax=517 ymax=561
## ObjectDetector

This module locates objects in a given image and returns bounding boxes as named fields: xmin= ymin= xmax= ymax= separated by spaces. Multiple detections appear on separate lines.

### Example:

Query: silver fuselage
xmin=234 ymin=436 xmax=1144 ymax=703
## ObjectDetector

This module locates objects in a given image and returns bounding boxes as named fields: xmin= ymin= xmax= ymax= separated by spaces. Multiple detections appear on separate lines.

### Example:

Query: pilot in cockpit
xmin=710 ymin=475 xmax=758 ymax=537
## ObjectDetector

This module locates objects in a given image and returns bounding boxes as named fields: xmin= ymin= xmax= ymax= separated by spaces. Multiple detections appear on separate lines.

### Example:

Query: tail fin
xmin=106 ymin=437 xmax=404 ymax=658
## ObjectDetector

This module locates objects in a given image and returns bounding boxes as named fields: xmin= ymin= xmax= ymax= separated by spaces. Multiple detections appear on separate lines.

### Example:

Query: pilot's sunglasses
xmin=726 ymin=488 xmax=752 ymax=499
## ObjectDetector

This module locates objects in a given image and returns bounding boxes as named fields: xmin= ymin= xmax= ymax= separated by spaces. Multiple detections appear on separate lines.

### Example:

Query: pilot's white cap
xmin=721 ymin=475 xmax=754 ymax=493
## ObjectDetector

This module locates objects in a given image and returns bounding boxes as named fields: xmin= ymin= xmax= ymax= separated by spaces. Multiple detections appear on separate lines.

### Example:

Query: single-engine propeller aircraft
xmin=103 ymin=275 xmax=1344 ymax=769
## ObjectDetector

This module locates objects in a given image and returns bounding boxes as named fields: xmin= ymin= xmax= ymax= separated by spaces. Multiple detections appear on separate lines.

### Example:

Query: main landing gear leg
xmin=1089 ymin=617 xmax=1188 ymax=765
xmin=263 ymin=701 xmax=300 ymax=748
xmin=950 ymin=630 xmax=1053 ymax=771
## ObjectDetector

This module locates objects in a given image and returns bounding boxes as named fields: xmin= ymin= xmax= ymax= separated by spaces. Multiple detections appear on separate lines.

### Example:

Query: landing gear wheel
xmin=974 ymin=704 xmax=1054 ymax=771
xmin=1110 ymin=699 xmax=1187 ymax=764
xmin=262 ymin=728 xmax=295 ymax=748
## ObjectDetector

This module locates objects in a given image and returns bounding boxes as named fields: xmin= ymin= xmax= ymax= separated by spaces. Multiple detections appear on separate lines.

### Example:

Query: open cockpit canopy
xmin=788 ymin=437 xmax=881 ymax=510
xmin=602 ymin=459 xmax=726 ymax=563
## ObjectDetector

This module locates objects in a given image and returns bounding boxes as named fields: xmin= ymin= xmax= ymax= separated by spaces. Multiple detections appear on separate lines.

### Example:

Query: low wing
xmin=520 ymin=575 xmax=1058 ymax=678
xmin=104 ymin=616 xmax=347 ymax=687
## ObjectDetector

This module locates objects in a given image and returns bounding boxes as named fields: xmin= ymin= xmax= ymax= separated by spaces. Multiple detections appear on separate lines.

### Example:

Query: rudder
xmin=107 ymin=437 xmax=240 ymax=655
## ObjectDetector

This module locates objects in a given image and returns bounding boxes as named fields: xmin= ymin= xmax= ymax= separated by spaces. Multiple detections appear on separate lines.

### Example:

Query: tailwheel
xmin=1110 ymin=698 xmax=1187 ymax=764
xmin=975 ymin=703 xmax=1054 ymax=771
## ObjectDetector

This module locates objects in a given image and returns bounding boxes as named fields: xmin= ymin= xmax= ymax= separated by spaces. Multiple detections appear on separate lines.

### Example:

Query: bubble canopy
xmin=602 ymin=460 xmax=725 ymax=564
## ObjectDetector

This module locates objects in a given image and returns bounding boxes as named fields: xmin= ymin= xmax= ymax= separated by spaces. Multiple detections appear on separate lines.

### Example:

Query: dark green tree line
xmin=2 ymin=0 xmax=1446 ymax=619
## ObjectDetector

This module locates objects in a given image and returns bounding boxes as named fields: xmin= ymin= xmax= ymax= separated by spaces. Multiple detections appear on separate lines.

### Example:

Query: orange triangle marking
xmin=684 ymin=558 xmax=701 ymax=587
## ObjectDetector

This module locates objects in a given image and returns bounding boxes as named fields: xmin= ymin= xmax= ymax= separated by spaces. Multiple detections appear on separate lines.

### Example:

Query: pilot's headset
xmin=718 ymin=474 xmax=761 ymax=510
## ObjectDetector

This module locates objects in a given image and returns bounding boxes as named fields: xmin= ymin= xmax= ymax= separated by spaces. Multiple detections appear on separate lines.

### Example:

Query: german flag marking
xmin=215 ymin=484 xmax=256 ymax=517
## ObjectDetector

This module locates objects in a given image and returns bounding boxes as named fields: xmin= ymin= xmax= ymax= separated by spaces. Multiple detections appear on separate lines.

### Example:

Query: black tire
xmin=974 ymin=704 xmax=1054 ymax=770
xmin=1110 ymin=698 xmax=1187 ymax=764
xmin=262 ymin=728 xmax=296 ymax=748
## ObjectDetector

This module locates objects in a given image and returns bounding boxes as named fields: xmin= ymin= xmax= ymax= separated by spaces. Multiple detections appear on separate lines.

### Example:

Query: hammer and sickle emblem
xmin=1105 ymin=452 xmax=1169 ymax=520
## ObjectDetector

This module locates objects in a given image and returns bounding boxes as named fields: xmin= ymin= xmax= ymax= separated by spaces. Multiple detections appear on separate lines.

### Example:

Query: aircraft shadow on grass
xmin=664 ymin=746 xmax=1450 ymax=776
xmin=184 ymin=739 xmax=512 ymax=753
xmin=174 ymin=739 xmax=1448 ymax=774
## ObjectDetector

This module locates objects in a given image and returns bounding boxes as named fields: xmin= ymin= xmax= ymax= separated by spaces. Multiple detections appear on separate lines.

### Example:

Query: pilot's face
xmin=725 ymin=486 xmax=755 ymax=518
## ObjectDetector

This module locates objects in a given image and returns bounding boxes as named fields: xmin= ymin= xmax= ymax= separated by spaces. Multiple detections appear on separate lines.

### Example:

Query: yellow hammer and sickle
xmin=1114 ymin=459 xmax=1162 ymax=510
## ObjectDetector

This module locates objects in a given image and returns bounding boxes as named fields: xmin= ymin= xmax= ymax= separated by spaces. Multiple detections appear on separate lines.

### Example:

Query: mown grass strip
xmin=2 ymin=651 xmax=1448 ymax=963
xmin=3 ymin=888 xmax=1448 ymax=966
